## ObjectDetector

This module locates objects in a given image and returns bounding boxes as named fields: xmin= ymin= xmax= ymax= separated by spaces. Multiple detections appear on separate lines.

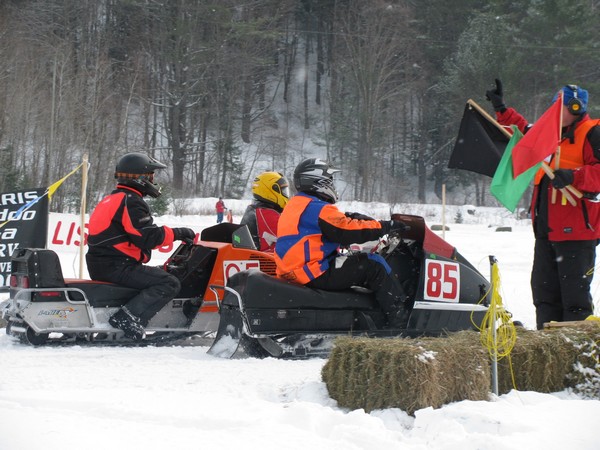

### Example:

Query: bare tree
xmin=331 ymin=0 xmax=415 ymax=201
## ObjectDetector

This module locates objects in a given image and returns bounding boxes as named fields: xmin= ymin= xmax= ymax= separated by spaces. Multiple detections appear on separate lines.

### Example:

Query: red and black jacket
xmin=240 ymin=200 xmax=282 ymax=252
xmin=86 ymin=185 xmax=175 ymax=264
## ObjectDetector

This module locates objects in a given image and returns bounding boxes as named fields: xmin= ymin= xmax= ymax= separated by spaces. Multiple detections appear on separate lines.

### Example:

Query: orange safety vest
xmin=275 ymin=193 xmax=385 ymax=284
xmin=534 ymin=119 xmax=600 ymax=185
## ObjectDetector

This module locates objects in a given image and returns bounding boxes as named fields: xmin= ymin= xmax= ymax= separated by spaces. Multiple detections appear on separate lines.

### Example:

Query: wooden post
xmin=441 ymin=184 xmax=446 ymax=240
xmin=79 ymin=154 xmax=89 ymax=279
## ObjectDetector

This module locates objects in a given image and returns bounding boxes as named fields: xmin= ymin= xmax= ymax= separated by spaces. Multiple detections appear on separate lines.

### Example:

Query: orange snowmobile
xmin=2 ymin=223 xmax=275 ymax=345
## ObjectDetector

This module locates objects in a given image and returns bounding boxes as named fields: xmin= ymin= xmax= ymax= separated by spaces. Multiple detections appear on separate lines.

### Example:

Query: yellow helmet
xmin=251 ymin=171 xmax=290 ymax=210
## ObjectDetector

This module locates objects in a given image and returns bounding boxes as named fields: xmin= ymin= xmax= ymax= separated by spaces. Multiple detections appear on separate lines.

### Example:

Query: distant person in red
xmin=240 ymin=171 xmax=290 ymax=251
xmin=215 ymin=197 xmax=226 ymax=223
xmin=86 ymin=152 xmax=195 ymax=340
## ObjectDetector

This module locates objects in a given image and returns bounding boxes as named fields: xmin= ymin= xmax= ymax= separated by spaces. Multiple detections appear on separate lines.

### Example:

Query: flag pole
xmin=541 ymin=162 xmax=576 ymax=206
xmin=551 ymin=91 xmax=564 ymax=205
xmin=541 ymin=161 xmax=582 ymax=199
xmin=467 ymin=99 xmax=511 ymax=138
xmin=79 ymin=154 xmax=89 ymax=278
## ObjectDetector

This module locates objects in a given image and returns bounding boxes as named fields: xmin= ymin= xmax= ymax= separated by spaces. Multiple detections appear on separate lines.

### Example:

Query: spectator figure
xmin=216 ymin=197 xmax=226 ymax=223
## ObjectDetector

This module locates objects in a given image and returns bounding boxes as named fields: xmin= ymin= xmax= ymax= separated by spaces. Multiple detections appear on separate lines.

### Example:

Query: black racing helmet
xmin=115 ymin=152 xmax=167 ymax=198
xmin=293 ymin=158 xmax=341 ymax=203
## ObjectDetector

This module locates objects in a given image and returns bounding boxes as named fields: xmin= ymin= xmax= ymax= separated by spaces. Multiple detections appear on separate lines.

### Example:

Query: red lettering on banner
xmin=51 ymin=220 xmax=89 ymax=247
xmin=52 ymin=221 xmax=65 ymax=245
xmin=74 ymin=224 xmax=88 ymax=246
xmin=66 ymin=222 xmax=75 ymax=245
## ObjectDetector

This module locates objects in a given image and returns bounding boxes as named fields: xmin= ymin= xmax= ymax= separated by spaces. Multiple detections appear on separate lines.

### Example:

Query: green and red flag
xmin=490 ymin=126 xmax=541 ymax=212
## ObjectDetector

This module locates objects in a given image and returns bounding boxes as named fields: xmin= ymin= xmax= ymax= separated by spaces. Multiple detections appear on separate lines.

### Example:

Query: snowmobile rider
xmin=274 ymin=157 xmax=409 ymax=328
xmin=240 ymin=171 xmax=290 ymax=252
xmin=486 ymin=80 xmax=600 ymax=329
xmin=86 ymin=152 xmax=196 ymax=340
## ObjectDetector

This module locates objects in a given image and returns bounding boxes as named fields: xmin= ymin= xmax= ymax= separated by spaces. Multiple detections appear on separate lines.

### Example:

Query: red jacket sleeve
xmin=496 ymin=107 xmax=529 ymax=133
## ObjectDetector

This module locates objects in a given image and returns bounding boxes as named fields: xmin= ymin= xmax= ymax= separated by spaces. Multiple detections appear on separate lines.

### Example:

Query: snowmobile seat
xmin=226 ymin=269 xmax=377 ymax=310
xmin=64 ymin=279 xmax=140 ymax=308
xmin=10 ymin=249 xmax=139 ymax=306
xmin=11 ymin=248 xmax=66 ymax=288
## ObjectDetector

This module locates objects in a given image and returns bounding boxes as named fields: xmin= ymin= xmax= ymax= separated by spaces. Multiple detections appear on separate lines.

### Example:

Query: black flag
xmin=448 ymin=100 xmax=510 ymax=177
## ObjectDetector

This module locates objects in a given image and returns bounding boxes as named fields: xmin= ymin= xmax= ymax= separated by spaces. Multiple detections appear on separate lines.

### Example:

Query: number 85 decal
xmin=423 ymin=259 xmax=460 ymax=302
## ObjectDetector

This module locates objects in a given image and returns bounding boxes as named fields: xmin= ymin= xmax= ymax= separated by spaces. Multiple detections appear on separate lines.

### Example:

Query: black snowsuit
xmin=86 ymin=185 xmax=180 ymax=325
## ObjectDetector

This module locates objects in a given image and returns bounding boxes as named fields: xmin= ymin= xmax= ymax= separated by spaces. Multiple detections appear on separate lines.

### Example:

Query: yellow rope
xmin=472 ymin=258 xmax=518 ymax=390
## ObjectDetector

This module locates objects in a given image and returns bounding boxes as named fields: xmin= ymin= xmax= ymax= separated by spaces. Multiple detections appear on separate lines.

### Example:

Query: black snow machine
xmin=2 ymin=223 xmax=275 ymax=345
xmin=208 ymin=214 xmax=497 ymax=359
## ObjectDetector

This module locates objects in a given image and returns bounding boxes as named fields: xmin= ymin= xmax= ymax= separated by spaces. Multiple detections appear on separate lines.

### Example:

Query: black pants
xmin=531 ymin=238 xmax=596 ymax=329
xmin=307 ymin=252 xmax=406 ymax=313
xmin=87 ymin=259 xmax=181 ymax=326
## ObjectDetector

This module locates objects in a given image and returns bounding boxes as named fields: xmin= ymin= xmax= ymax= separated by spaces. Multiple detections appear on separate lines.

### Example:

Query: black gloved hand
xmin=551 ymin=169 xmax=574 ymax=189
xmin=173 ymin=227 xmax=196 ymax=243
xmin=379 ymin=220 xmax=409 ymax=234
xmin=485 ymin=78 xmax=506 ymax=112
xmin=345 ymin=211 xmax=375 ymax=221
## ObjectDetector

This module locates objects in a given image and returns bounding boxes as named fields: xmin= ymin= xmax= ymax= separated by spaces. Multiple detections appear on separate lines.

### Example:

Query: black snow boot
xmin=109 ymin=307 xmax=146 ymax=341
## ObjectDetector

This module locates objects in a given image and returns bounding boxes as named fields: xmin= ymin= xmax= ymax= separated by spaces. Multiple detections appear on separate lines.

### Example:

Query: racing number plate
xmin=423 ymin=259 xmax=460 ymax=302
xmin=223 ymin=260 xmax=261 ymax=282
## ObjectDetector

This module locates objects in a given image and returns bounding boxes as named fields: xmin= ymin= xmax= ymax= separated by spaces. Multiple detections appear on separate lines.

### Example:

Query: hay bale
xmin=496 ymin=329 xmax=575 ymax=393
xmin=322 ymin=325 xmax=600 ymax=415
xmin=499 ymin=325 xmax=600 ymax=396
xmin=568 ymin=333 xmax=600 ymax=398
xmin=322 ymin=331 xmax=489 ymax=415
xmin=430 ymin=224 xmax=450 ymax=231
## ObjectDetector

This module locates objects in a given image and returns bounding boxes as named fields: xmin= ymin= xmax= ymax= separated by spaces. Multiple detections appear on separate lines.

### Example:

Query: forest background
xmin=1 ymin=0 xmax=599 ymax=214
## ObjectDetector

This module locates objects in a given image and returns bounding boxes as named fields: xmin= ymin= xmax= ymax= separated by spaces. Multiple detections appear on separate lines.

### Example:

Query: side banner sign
xmin=0 ymin=188 xmax=49 ymax=290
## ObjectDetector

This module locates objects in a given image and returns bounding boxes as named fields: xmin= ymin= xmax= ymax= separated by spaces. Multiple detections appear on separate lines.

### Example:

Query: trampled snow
xmin=1 ymin=200 xmax=599 ymax=450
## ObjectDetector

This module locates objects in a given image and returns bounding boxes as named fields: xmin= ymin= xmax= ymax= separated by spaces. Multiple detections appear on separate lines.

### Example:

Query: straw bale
xmin=322 ymin=325 xmax=600 ymax=415
xmin=322 ymin=331 xmax=489 ymax=415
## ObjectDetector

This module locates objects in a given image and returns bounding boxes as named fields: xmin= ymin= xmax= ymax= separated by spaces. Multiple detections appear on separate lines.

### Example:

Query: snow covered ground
xmin=1 ymin=201 xmax=599 ymax=450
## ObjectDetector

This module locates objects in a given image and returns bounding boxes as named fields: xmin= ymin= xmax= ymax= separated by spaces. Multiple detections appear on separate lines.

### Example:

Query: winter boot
xmin=109 ymin=307 xmax=146 ymax=341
